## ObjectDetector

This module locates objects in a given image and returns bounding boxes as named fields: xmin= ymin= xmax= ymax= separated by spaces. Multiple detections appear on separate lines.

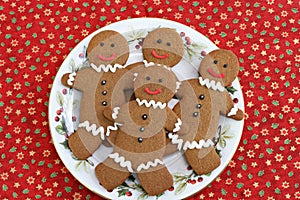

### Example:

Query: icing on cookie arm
xmin=103 ymin=106 xmax=114 ymax=122
xmin=224 ymin=92 xmax=244 ymax=120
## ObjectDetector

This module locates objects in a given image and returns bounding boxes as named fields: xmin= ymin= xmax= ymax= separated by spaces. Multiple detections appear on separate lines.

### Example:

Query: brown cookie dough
xmin=168 ymin=49 xmax=244 ymax=175
xmin=61 ymin=30 xmax=131 ymax=160
xmin=95 ymin=64 xmax=180 ymax=195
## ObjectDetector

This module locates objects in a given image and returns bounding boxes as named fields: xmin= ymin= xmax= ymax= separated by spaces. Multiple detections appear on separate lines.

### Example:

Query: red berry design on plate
xmin=187 ymin=165 xmax=192 ymax=170
xmin=201 ymin=51 xmax=207 ymax=57
xmin=62 ymin=88 xmax=67 ymax=95
xmin=233 ymin=98 xmax=239 ymax=103
xmin=125 ymin=191 xmax=132 ymax=196
xmin=54 ymin=116 xmax=60 ymax=122
xmin=79 ymin=52 xmax=85 ymax=59
xmin=198 ymin=177 xmax=203 ymax=182
xmin=56 ymin=109 xmax=62 ymax=115
xmin=135 ymin=45 xmax=140 ymax=50
xmin=72 ymin=116 xmax=77 ymax=122
xmin=168 ymin=186 xmax=174 ymax=191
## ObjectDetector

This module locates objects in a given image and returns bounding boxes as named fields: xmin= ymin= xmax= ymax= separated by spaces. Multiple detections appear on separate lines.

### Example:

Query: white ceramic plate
xmin=49 ymin=18 xmax=244 ymax=200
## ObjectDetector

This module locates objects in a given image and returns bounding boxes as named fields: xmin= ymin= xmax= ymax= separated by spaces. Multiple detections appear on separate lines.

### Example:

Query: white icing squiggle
xmin=90 ymin=63 xmax=124 ymax=73
xmin=78 ymin=121 xmax=122 ymax=140
xmin=143 ymin=60 xmax=155 ymax=67
xmin=108 ymin=152 xmax=164 ymax=172
xmin=227 ymin=104 xmax=238 ymax=116
xmin=198 ymin=77 xmax=225 ymax=92
xmin=136 ymin=98 xmax=167 ymax=109
xmin=133 ymin=73 xmax=138 ymax=81
xmin=168 ymin=133 xmax=184 ymax=150
xmin=67 ymin=72 xmax=76 ymax=86
xmin=112 ymin=107 xmax=120 ymax=119
xmin=173 ymin=118 xmax=182 ymax=132
xmin=143 ymin=60 xmax=171 ymax=71
xmin=108 ymin=153 xmax=134 ymax=172
xmin=175 ymin=81 xmax=181 ymax=92
xmin=136 ymin=158 xmax=164 ymax=172
xmin=168 ymin=133 xmax=215 ymax=151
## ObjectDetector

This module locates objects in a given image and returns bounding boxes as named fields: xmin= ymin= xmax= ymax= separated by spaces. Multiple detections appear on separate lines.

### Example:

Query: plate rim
xmin=48 ymin=17 xmax=245 ymax=199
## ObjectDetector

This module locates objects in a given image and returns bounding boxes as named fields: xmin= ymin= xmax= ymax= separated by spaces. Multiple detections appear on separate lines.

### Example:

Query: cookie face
xmin=199 ymin=49 xmax=239 ymax=86
xmin=142 ymin=28 xmax=184 ymax=67
xmin=133 ymin=65 xmax=178 ymax=102
xmin=87 ymin=30 xmax=129 ymax=66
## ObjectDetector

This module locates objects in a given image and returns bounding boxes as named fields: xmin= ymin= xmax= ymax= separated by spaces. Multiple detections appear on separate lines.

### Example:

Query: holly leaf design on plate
xmin=137 ymin=192 xmax=148 ymax=200
xmin=60 ymin=140 xmax=69 ymax=149
xmin=225 ymin=86 xmax=238 ymax=94
xmin=56 ymin=91 xmax=64 ymax=106
xmin=175 ymin=182 xmax=187 ymax=195
xmin=218 ymin=125 xmax=234 ymax=149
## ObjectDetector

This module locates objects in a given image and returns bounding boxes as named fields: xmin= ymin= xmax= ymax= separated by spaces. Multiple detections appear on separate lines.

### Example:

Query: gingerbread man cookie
xmin=95 ymin=63 xmax=181 ymax=195
xmin=169 ymin=49 xmax=244 ymax=175
xmin=125 ymin=28 xmax=184 ymax=80
xmin=61 ymin=30 xmax=132 ymax=159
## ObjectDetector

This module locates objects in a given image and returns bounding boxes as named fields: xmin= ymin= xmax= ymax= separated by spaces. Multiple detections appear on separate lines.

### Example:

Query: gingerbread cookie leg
xmin=61 ymin=68 xmax=104 ymax=159
xmin=95 ymin=157 xmax=131 ymax=190
xmin=184 ymin=147 xmax=220 ymax=175
xmin=137 ymin=166 xmax=173 ymax=196
xmin=68 ymin=130 xmax=101 ymax=160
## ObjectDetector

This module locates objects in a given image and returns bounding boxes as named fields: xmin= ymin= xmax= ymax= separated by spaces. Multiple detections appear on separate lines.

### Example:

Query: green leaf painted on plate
xmin=175 ymin=182 xmax=187 ymax=195
xmin=56 ymin=91 xmax=63 ymax=106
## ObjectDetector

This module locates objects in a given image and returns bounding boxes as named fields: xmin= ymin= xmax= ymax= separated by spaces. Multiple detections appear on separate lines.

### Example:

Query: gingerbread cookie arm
xmin=172 ymin=102 xmax=181 ymax=118
xmin=165 ymin=107 xmax=181 ymax=133
xmin=102 ymin=106 xmax=114 ymax=122
xmin=224 ymin=92 xmax=244 ymax=120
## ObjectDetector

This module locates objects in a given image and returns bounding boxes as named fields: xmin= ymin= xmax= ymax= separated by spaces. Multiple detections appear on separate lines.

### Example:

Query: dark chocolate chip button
xmin=196 ymin=104 xmax=201 ymax=109
xmin=193 ymin=112 xmax=199 ymax=117
xmin=102 ymin=101 xmax=107 ymax=106
xmin=199 ymin=94 xmax=205 ymax=100
xmin=101 ymin=80 xmax=106 ymax=85
xmin=102 ymin=90 xmax=107 ymax=95
xmin=139 ymin=127 xmax=145 ymax=132
xmin=138 ymin=137 xmax=143 ymax=143
xmin=142 ymin=114 xmax=147 ymax=120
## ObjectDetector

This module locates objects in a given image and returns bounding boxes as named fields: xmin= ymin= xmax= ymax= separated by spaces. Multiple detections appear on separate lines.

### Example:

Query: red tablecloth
xmin=1 ymin=0 xmax=299 ymax=199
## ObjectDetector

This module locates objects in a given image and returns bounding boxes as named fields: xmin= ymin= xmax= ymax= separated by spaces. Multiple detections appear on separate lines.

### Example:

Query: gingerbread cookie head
xmin=199 ymin=49 xmax=239 ymax=86
xmin=133 ymin=64 xmax=179 ymax=103
xmin=142 ymin=28 xmax=184 ymax=67
xmin=87 ymin=30 xmax=129 ymax=66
